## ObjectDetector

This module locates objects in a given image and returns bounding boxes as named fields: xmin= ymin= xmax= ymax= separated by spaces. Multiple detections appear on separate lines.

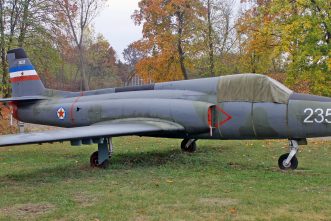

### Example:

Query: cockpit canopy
xmin=217 ymin=74 xmax=293 ymax=104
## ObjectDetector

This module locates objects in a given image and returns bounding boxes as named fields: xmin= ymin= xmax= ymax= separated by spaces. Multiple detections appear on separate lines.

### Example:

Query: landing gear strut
xmin=90 ymin=138 xmax=113 ymax=169
xmin=181 ymin=138 xmax=197 ymax=153
xmin=278 ymin=140 xmax=302 ymax=170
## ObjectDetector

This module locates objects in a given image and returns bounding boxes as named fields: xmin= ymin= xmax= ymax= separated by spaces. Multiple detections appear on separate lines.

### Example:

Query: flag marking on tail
xmin=9 ymin=65 xmax=40 ymax=83
xmin=9 ymin=65 xmax=34 ymax=72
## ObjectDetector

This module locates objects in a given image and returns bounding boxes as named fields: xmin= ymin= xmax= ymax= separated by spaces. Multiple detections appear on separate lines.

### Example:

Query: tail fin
xmin=7 ymin=48 xmax=45 ymax=97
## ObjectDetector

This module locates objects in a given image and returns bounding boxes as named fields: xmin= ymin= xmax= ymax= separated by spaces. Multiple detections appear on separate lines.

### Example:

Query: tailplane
xmin=7 ymin=48 xmax=45 ymax=97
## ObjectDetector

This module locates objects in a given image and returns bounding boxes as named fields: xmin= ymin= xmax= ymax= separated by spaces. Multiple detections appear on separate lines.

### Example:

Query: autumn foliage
xmin=237 ymin=0 xmax=331 ymax=96
xmin=0 ymin=104 xmax=15 ymax=134
xmin=131 ymin=0 xmax=330 ymax=96
xmin=0 ymin=0 xmax=330 ymax=105
xmin=132 ymin=0 xmax=205 ymax=82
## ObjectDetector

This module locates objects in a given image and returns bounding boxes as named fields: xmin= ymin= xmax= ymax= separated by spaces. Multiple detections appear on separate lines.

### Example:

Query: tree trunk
xmin=0 ymin=1 xmax=9 ymax=98
xmin=1 ymin=50 xmax=9 ymax=97
xmin=251 ymin=52 xmax=256 ymax=74
xmin=78 ymin=47 xmax=89 ymax=91
xmin=176 ymin=12 xmax=188 ymax=80
xmin=220 ymin=6 xmax=230 ymax=56
xmin=207 ymin=0 xmax=215 ymax=77
xmin=178 ymin=39 xmax=188 ymax=80
xmin=18 ymin=0 xmax=31 ymax=47
xmin=7 ymin=0 xmax=19 ymax=50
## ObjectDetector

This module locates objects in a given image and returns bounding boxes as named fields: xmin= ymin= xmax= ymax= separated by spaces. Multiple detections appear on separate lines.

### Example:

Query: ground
xmin=0 ymin=137 xmax=330 ymax=221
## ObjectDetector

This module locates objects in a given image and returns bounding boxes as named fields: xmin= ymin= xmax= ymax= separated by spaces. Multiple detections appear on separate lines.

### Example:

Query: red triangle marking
xmin=215 ymin=106 xmax=232 ymax=128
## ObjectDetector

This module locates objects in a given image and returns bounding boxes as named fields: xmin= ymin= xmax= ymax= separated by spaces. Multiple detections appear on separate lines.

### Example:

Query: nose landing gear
xmin=278 ymin=139 xmax=306 ymax=170
xmin=278 ymin=153 xmax=298 ymax=170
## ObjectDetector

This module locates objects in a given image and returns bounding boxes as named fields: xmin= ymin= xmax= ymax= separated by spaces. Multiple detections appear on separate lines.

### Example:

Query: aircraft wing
xmin=0 ymin=119 xmax=185 ymax=147
xmin=0 ymin=96 xmax=47 ymax=103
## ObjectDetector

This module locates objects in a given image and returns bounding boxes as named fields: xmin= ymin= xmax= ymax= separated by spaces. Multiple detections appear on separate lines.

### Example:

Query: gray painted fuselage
xmin=15 ymin=77 xmax=331 ymax=140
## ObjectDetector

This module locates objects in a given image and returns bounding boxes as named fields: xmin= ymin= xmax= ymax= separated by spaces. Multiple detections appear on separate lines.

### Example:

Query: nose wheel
xmin=278 ymin=153 xmax=298 ymax=170
xmin=181 ymin=139 xmax=197 ymax=153
xmin=278 ymin=140 xmax=302 ymax=170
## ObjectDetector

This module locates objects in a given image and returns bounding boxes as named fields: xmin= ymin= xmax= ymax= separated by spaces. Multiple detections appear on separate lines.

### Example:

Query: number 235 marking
xmin=304 ymin=108 xmax=331 ymax=124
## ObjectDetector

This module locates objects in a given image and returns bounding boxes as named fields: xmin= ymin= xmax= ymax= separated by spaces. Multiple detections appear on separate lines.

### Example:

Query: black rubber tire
xmin=278 ymin=153 xmax=298 ymax=170
xmin=90 ymin=151 xmax=110 ymax=169
xmin=181 ymin=139 xmax=197 ymax=153
xmin=90 ymin=151 xmax=99 ymax=167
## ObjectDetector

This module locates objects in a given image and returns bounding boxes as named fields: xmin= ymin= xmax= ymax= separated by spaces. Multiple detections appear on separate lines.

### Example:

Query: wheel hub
xmin=282 ymin=160 xmax=291 ymax=168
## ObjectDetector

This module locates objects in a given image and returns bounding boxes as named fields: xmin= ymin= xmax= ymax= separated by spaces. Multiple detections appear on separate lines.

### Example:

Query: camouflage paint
xmin=4 ymin=48 xmax=331 ymax=144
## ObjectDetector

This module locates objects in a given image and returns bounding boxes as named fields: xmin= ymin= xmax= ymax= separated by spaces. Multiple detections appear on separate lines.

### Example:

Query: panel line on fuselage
xmin=69 ymin=91 xmax=84 ymax=126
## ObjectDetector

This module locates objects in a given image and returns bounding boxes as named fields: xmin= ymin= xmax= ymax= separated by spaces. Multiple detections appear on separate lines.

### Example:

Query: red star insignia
xmin=57 ymin=108 xmax=66 ymax=119
xmin=58 ymin=110 xmax=64 ymax=118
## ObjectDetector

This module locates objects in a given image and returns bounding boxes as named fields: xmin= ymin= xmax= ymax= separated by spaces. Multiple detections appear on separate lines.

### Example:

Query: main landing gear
xmin=90 ymin=138 xmax=113 ymax=169
xmin=181 ymin=138 xmax=197 ymax=153
xmin=278 ymin=139 xmax=306 ymax=170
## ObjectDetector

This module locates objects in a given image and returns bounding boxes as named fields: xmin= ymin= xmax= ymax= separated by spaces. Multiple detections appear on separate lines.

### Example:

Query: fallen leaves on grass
xmin=229 ymin=207 xmax=237 ymax=214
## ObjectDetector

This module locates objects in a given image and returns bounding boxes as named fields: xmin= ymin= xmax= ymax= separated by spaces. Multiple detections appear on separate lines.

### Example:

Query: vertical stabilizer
xmin=7 ymin=48 xmax=45 ymax=97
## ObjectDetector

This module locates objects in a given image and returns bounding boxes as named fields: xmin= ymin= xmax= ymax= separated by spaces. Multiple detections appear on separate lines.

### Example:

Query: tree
xmin=237 ymin=0 xmax=278 ymax=74
xmin=206 ymin=0 xmax=215 ymax=77
xmin=85 ymin=34 xmax=121 ymax=89
xmin=132 ymin=0 xmax=205 ymax=82
xmin=200 ymin=0 xmax=237 ymax=77
xmin=52 ymin=0 xmax=105 ymax=90
xmin=238 ymin=0 xmax=331 ymax=95
xmin=0 ymin=0 xmax=52 ymax=97
xmin=282 ymin=0 xmax=331 ymax=95
xmin=122 ymin=43 xmax=143 ymax=85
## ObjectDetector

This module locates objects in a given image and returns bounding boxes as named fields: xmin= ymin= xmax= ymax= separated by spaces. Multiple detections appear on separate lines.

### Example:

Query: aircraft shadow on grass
xmin=0 ymin=144 xmax=312 ymax=186
xmin=1 ymin=148 xmax=194 ymax=184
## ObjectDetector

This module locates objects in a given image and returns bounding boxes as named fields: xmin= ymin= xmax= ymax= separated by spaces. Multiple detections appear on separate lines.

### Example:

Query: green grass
xmin=0 ymin=137 xmax=330 ymax=221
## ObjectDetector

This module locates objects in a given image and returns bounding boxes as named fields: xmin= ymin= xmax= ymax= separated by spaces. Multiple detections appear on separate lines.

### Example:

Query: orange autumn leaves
xmin=0 ymin=104 xmax=15 ymax=134
xmin=132 ymin=0 xmax=205 ymax=82
xmin=132 ymin=0 xmax=330 ymax=96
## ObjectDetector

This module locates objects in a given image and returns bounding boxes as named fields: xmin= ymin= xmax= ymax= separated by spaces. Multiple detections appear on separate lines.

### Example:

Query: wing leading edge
xmin=0 ymin=119 xmax=185 ymax=147
xmin=0 ymin=96 xmax=47 ymax=104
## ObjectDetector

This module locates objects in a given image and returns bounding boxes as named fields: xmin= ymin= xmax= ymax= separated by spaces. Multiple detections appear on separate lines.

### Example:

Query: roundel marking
xmin=57 ymin=107 xmax=66 ymax=120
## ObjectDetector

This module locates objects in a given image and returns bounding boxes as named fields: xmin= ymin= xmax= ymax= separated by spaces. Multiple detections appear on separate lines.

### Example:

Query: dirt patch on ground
xmin=227 ymin=162 xmax=244 ymax=169
xmin=1 ymin=203 xmax=55 ymax=218
xmin=198 ymin=198 xmax=239 ymax=207
xmin=72 ymin=192 xmax=98 ymax=208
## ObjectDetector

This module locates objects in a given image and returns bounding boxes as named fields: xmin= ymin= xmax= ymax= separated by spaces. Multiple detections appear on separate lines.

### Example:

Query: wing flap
xmin=0 ymin=119 xmax=184 ymax=147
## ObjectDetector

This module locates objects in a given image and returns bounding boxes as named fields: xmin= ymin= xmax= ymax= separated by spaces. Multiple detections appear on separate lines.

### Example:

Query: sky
xmin=94 ymin=0 xmax=142 ymax=61
xmin=94 ymin=0 xmax=241 ymax=61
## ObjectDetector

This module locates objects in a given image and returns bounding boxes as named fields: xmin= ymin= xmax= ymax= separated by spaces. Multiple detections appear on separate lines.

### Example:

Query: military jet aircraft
xmin=0 ymin=48 xmax=330 ymax=170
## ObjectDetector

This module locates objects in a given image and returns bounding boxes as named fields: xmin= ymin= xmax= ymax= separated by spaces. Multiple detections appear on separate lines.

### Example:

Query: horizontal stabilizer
xmin=0 ymin=119 xmax=185 ymax=147
xmin=0 ymin=96 xmax=47 ymax=103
